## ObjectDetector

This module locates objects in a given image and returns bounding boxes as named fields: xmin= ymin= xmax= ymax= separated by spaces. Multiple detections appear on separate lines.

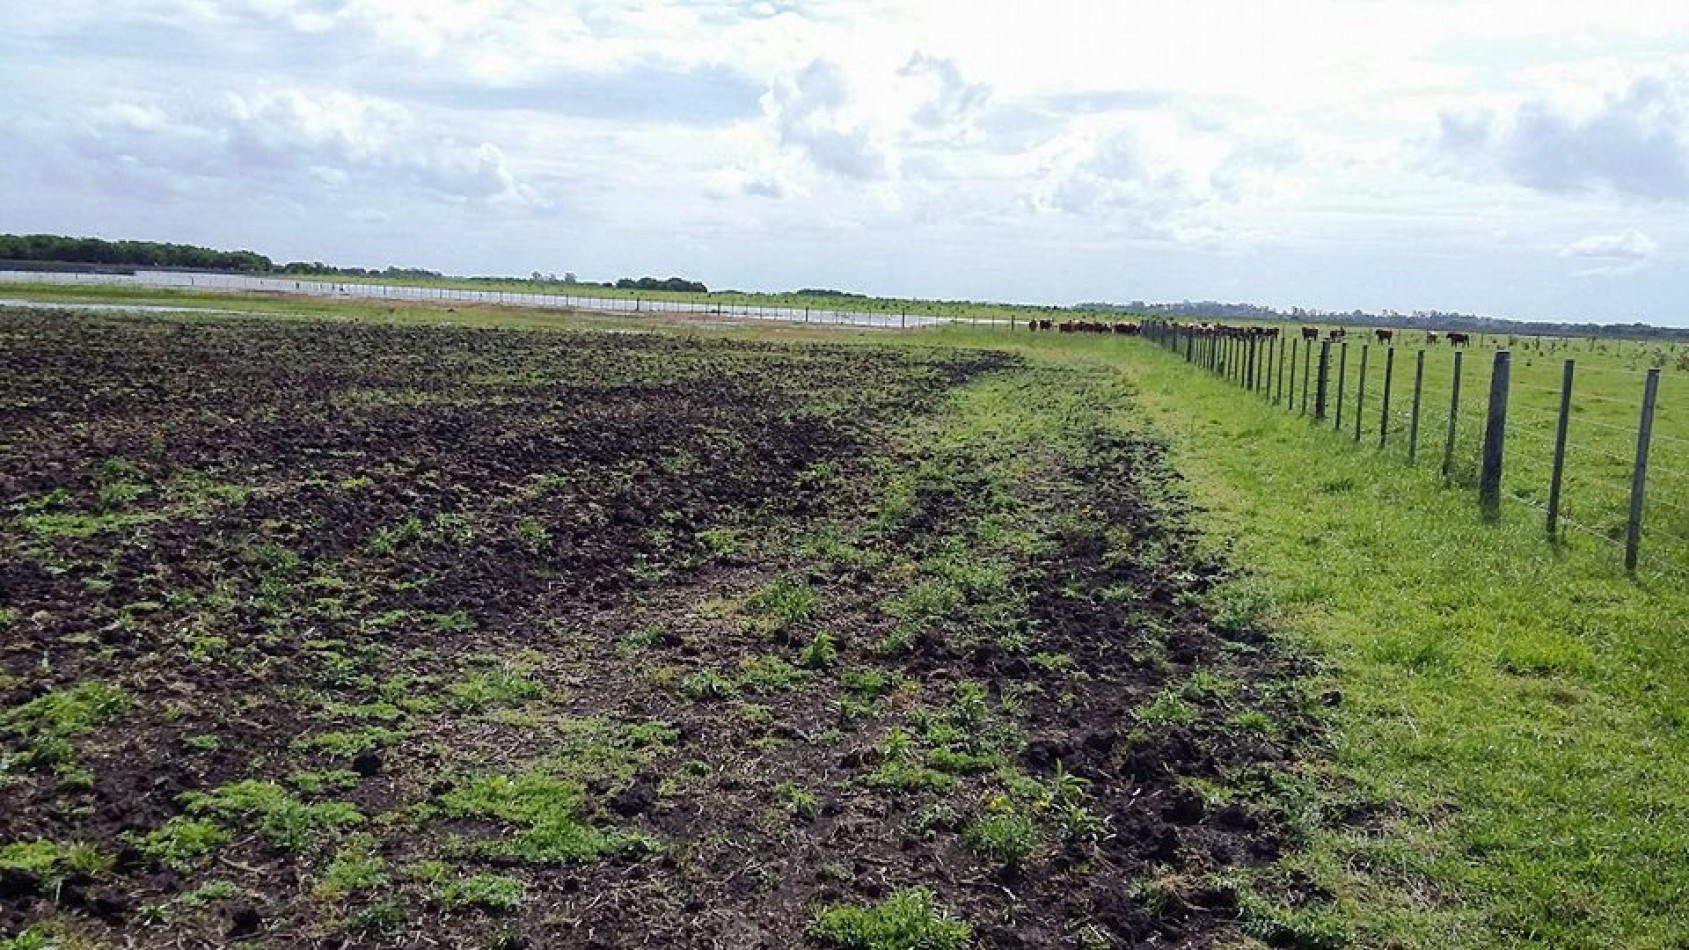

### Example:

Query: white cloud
xmin=73 ymin=87 xmax=545 ymax=207
xmin=765 ymin=59 xmax=890 ymax=181
xmin=1560 ymin=229 xmax=1659 ymax=276
xmin=1430 ymin=69 xmax=1689 ymax=201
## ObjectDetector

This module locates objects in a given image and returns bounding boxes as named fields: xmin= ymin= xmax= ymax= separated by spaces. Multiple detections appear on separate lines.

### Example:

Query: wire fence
xmin=1142 ymin=322 xmax=1689 ymax=581
xmin=0 ymin=269 xmax=1001 ymax=330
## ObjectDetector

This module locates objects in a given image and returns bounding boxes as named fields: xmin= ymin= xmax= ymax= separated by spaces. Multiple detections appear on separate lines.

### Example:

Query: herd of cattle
xmin=1029 ymin=318 xmax=1474 ymax=346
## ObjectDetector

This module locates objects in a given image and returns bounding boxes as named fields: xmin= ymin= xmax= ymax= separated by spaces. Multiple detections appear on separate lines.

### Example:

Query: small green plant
xmin=292 ymin=727 xmax=406 ymax=758
xmin=681 ymin=669 xmax=740 ymax=700
xmin=810 ymin=887 xmax=972 ymax=949
xmin=314 ymin=835 xmax=389 ymax=899
xmin=446 ymin=667 xmax=544 ymax=711
xmin=841 ymin=669 xmax=897 ymax=699
xmin=439 ymin=772 xmax=643 ymax=864
xmin=437 ymin=873 xmax=525 ymax=913
xmin=617 ymin=624 xmax=672 ymax=655
xmin=180 ymin=780 xmax=364 ymax=851
xmin=776 ymin=782 xmax=819 ymax=821
xmin=513 ymin=517 xmax=550 ymax=549
xmin=964 ymin=812 xmax=1042 ymax=867
xmin=745 ymin=577 xmax=821 ymax=632
xmin=367 ymin=516 xmax=425 ymax=555
xmin=0 ymin=840 xmax=113 ymax=882
xmin=135 ymin=817 xmax=230 ymax=870
xmin=1 ymin=681 xmax=130 ymax=771
xmin=798 ymin=632 xmax=840 ymax=670
xmin=737 ymin=654 xmax=810 ymax=693
xmin=347 ymin=898 xmax=407 ymax=936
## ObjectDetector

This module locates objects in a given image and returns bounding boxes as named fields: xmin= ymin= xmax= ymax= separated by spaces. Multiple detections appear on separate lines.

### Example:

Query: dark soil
xmin=0 ymin=310 xmax=1317 ymax=948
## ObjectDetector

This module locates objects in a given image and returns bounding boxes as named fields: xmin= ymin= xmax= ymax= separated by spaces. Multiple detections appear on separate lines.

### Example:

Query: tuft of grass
xmin=180 ymin=780 xmax=364 ymax=851
xmin=446 ymin=667 xmax=544 ymax=711
xmin=1 ymin=681 xmax=130 ymax=771
xmin=681 ymin=669 xmax=740 ymax=700
xmin=437 ymin=873 xmax=525 ymax=913
xmin=0 ymin=840 xmax=113 ymax=882
xmin=963 ymin=812 xmax=1042 ymax=867
xmin=133 ymin=818 xmax=230 ymax=871
xmin=797 ymin=632 xmax=840 ymax=670
xmin=810 ymin=887 xmax=971 ymax=950
xmin=439 ymin=772 xmax=645 ymax=864
xmin=744 ymin=577 xmax=821 ymax=633
xmin=313 ymin=835 xmax=390 ymax=899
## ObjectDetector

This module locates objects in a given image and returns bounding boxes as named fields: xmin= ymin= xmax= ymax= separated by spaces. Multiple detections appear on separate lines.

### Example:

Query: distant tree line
xmin=278 ymin=261 xmax=443 ymax=279
xmin=0 ymin=233 xmax=272 ymax=273
xmin=795 ymin=288 xmax=869 ymax=299
xmin=614 ymin=276 xmax=708 ymax=293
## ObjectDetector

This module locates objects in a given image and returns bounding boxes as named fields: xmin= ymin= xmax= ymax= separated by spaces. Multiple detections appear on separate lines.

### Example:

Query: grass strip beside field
xmin=1036 ymin=332 xmax=1689 ymax=948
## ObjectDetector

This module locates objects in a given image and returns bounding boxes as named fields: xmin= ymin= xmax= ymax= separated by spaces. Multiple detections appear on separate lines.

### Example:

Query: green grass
xmin=1 ymin=682 xmax=130 ymax=771
xmin=438 ymin=772 xmax=645 ymax=863
xmin=1072 ymin=331 xmax=1689 ymax=948
xmin=810 ymin=887 xmax=972 ymax=950
xmin=436 ymin=873 xmax=525 ymax=913
xmin=179 ymin=780 xmax=364 ymax=852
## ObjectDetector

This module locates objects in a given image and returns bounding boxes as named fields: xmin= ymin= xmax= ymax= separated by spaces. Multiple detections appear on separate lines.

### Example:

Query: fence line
xmin=1140 ymin=321 xmax=1686 ymax=580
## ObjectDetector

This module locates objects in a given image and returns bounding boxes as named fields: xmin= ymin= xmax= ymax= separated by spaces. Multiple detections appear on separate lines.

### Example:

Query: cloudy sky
xmin=5 ymin=2 xmax=1689 ymax=324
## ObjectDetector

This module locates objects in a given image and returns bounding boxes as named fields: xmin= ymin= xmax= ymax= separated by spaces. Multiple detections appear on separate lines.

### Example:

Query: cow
xmin=1374 ymin=328 xmax=1394 ymax=343
xmin=1426 ymin=332 xmax=1439 ymax=346
xmin=1327 ymin=327 xmax=1347 ymax=341
xmin=1446 ymin=332 xmax=1471 ymax=347
xmin=1038 ymin=319 xmax=1053 ymax=331
xmin=1301 ymin=326 xmax=1319 ymax=341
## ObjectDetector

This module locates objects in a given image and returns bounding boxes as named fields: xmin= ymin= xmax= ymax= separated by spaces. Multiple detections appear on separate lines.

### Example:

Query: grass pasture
xmin=1143 ymin=322 xmax=1689 ymax=580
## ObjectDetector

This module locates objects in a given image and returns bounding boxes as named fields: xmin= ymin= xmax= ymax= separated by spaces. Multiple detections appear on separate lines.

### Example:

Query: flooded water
xmin=0 ymin=270 xmax=960 ymax=329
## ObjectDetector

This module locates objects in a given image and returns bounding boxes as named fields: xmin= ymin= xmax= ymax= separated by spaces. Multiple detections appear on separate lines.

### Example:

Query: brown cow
xmin=1446 ymin=332 xmax=1471 ymax=347
xmin=1301 ymin=326 xmax=1319 ymax=340
xmin=1426 ymin=331 xmax=1439 ymax=345
xmin=1328 ymin=327 xmax=1347 ymax=340
xmin=1375 ymin=328 xmax=1394 ymax=343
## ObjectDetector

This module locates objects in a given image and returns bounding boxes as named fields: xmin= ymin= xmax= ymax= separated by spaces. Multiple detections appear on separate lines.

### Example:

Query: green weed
xmin=810 ymin=887 xmax=971 ymax=950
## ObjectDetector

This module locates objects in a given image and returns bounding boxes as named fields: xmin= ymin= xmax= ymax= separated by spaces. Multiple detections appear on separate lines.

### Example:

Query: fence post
xmin=1380 ymin=347 xmax=1395 ymax=448
xmin=1625 ymin=368 xmax=1661 ymax=575
xmin=1479 ymin=350 xmax=1511 ymax=522
xmin=1278 ymin=336 xmax=1289 ymax=405
xmin=1441 ymin=350 xmax=1464 ymax=482
xmin=1547 ymin=359 xmax=1574 ymax=540
xmin=1302 ymin=340 xmax=1313 ymax=415
xmin=1247 ymin=337 xmax=1257 ymax=390
xmin=1335 ymin=340 xmax=1349 ymax=431
xmin=1355 ymin=344 xmax=1369 ymax=441
xmin=1409 ymin=350 xmax=1425 ymax=463
xmin=1315 ymin=340 xmax=1332 ymax=421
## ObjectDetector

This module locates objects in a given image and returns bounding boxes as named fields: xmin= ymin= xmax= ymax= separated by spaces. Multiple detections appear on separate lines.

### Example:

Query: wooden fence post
xmin=1355 ymin=344 xmax=1370 ymax=441
xmin=1442 ymin=350 xmax=1464 ymax=482
xmin=1278 ymin=336 xmax=1289 ymax=405
xmin=1409 ymin=349 xmax=1426 ymax=464
xmin=1301 ymin=341 xmax=1313 ymax=415
xmin=1315 ymin=340 xmax=1332 ymax=421
xmin=1479 ymin=350 xmax=1511 ymax=522
xmin=1547 ymin=359 xmax=1574 ymax=540
xmin=1335 ymin=341 xmax=1349 ymax=431
xmin=1625 ymin=368 xmax=1661 ymax=575
xmin=1380 ymin=347 xmax=1395 ymax=447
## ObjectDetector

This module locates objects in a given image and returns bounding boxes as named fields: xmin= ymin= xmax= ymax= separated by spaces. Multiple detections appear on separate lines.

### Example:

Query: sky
xmin=4 ymin=2 xmax=1689 ymax=324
